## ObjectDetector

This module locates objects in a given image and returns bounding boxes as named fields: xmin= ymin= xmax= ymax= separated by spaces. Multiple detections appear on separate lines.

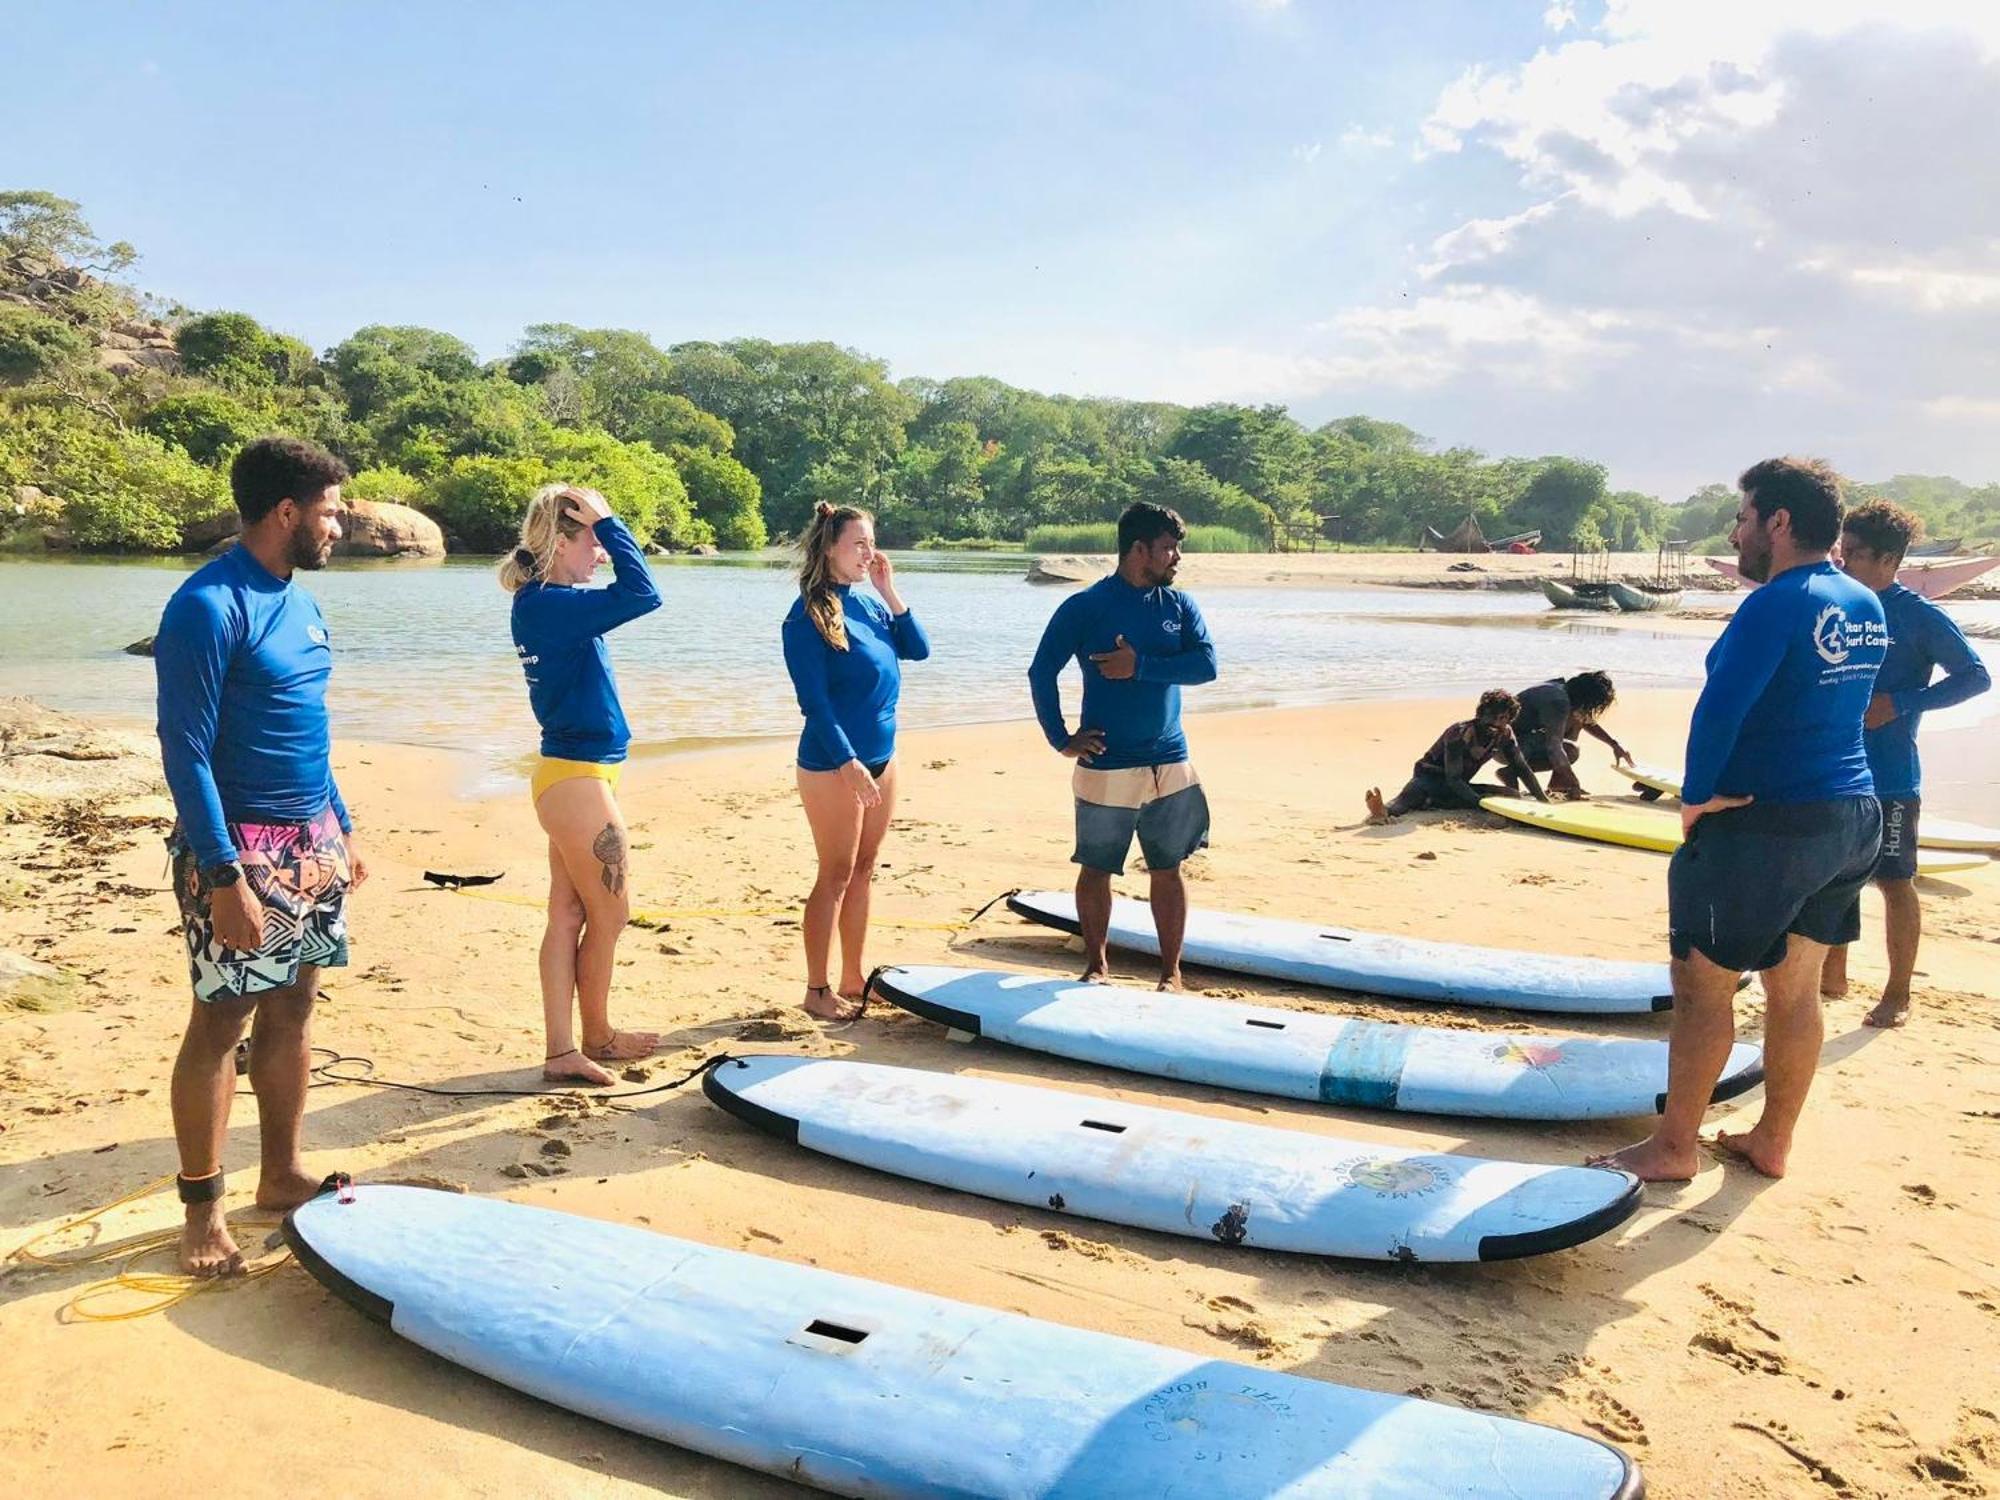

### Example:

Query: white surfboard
xmin=872 ymin=965 xmax=1763 ymax=1121
xmin=1615 ymin=761 xmax=2000 ymax=853
xmin=288 ymin=1186 xmax=1641 ymax=1497
xmin=706 ymin=1054 xmax=1643 ymax=1263
xmin=1006 ymin=890 xmax=1677 ymax=1014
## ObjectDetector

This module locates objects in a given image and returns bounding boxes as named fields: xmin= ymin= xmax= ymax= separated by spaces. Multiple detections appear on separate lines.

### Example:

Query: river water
xmin=2 ymin=553 xmax=1992 ymax=816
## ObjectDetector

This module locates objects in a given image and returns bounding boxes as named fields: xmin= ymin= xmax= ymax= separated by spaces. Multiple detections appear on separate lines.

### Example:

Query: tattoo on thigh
xmin=592 ymin=822 xmax=627 ymax=895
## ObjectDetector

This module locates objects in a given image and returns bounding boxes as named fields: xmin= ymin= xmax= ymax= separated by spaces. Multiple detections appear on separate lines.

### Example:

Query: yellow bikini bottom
xmin=531 ymin=756 xmax=625 ymax=803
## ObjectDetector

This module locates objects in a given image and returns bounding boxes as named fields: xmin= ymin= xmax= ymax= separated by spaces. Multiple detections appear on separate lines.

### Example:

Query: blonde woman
xmin=501 ymin=485 xmax=663 ymax=1084
xmin=781 ymin=503 xmax=931 ymax=1020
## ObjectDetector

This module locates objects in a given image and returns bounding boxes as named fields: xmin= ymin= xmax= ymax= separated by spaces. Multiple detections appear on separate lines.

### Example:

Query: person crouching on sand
xmin=782 ymin=502 xmax=931 ymax=1022
xmin=502 ymin=484 xmax=663 ymax=1085
xmin=1366 ymin=689 xmax=1549 ymax=822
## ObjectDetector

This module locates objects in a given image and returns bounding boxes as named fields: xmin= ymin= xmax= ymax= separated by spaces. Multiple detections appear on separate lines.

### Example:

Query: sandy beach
xmin=4 ymin=689 xmax=1998 ymax=1498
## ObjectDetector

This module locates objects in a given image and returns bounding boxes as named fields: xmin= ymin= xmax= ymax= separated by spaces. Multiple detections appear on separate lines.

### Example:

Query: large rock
xmin=1025 ymin=554 xmax=1112 ymax=585
xmin=335 ymin=499 xmax=445 ymax=558
xmin=185 ymin=511 xmax=243 ymax=548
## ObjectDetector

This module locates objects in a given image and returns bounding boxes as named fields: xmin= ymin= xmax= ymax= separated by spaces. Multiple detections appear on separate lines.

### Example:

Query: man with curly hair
xmin=155 ymin=435 xmax=366 ymax=1277
xmin=1597 ymin=458 xmax=1885 ymax=1182
xmin=1823 ymin=499 xmax=1991 ymax=1026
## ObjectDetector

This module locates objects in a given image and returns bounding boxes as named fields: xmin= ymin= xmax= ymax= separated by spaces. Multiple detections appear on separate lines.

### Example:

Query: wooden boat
xmin=1609 ymin=581 xmax=1682 ymax=612
xmin=1542 ymin=577 xmax=1619 ymax=611
xmin=1706 ymin=554 xmax=1998 ymax=599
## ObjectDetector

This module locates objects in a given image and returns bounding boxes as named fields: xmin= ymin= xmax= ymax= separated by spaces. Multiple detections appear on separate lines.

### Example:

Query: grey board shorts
xmin=1668 ymin=796 xmax=1881 ymax=972
xmin=1072 ymin=762 xmax=1211 ymax=874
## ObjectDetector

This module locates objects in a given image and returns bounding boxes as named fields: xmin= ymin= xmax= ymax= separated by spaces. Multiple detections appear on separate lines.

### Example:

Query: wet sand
xmin=3 ymin=691 xmax=1998 ymax=1498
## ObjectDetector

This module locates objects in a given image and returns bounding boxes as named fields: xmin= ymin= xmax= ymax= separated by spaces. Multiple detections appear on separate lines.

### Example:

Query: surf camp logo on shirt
xmin=1811 ymin=604 xmax=1888 ymax=681
xmin=307 ymin=624 xmax=330 ymax=646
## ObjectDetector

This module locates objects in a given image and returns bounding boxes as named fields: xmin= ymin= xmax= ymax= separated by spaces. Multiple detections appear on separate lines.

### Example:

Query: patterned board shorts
xmin=169 ymin=807 xmax=351 ymax=1003
xmin=1072 ymin=761 xmax=1211 ymax=874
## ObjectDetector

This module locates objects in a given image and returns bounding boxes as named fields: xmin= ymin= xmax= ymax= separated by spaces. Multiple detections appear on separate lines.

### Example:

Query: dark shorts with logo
xmin=1668 ymin=796 xmax=1881 ymax=973
xmin=168 ymin=806 xmax=351 ymax=1003
xmin=1873 ymin=795 xmax=1920 ymax=881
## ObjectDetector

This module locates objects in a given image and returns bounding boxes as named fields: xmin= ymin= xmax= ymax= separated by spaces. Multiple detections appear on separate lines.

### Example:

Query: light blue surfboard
xmin=287 ymin=1186 xmax=1641 ymax=1498
xmin=1008 ymin=891 xmax=1676 ymax=1014
xmin=873 ymin=965 xmax=1763 ymax=1121
xmin=706 ymin=1054 xmax=1643 ymax=1262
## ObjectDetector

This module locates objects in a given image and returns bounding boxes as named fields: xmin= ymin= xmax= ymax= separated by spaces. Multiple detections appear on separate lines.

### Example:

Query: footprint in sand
xmin=1691 ymin=1283 xmax=1795 ymax=1378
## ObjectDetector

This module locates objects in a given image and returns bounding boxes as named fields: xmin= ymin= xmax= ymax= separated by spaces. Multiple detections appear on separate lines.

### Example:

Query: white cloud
xmin=1337 ymin=125 xmax=1394 ymax=151
xmin=1840 ymin=260 xmax=2000 ymax=312
xmin=1544 ymin=2 xmax=1578 ymax=33
xmin=1420 ymin=199 xmax=1565 ymax=277
xmin=1291 ymin=141 xmax=1324 ymax=164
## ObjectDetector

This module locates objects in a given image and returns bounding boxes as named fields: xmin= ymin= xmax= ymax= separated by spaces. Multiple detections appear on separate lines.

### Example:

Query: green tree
xmin=1137 ymin=458 xmax=1273 ymax=543
xmin=509 ymin=324 xmax=674 ymax=435
xmin=671 ymin=446 xmax=766 ymax=549
xmin=0 ymin=190 xmax=138 ymax=326
xmin=625 ymin=390 xmax=734 ymax=455
xmin=880 ymin=419 xmax=987 ymax=543
xmin=534 ymin=426 xmax=697 ymax=546
xmin=1505 ymin=458 xmax=1610 ymax=547
xmin=418 ymin=455 xmax=556 ymax=550
xmin=140 ymin=390 xmax=259 ymax=466
xmin=1164 ymin=403 xmax=1311 ymax=516
xmin=176 ymin=311 xmax=312 ymax=391
xmin=0 ymin=305 xmax=92 ymax=385
xmin=329 ymin=325 xmax=480 ymax=419
xmin=27 ymin=423 xmax=230 ymax=549
xmin=343 ymin=466 xmax=423 ymax=504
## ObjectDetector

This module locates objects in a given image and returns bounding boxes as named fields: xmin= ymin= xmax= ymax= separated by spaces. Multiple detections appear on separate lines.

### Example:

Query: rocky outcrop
xmin=1025 ymin=554 xmax=1113 ymax=585
xmin=179 ymin=500 xmax=446 ymax=558
xmin=335 ymin=500 xmax=445 ymax=558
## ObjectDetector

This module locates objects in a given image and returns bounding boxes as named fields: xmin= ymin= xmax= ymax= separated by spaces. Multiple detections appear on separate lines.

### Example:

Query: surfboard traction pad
xmin=702 ymin=1054 xmax=1647 ymax=1263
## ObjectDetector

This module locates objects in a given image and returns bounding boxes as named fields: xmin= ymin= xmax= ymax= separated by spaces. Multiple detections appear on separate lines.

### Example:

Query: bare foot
xmin=544 ymin=1047 xmax=616 ymax=1086
xmin=253 ymin=1165 xmax=327 ymax=1213
xmin=838 ymin=975 xmax=869 ymax=1007
xmin=1079 ymin=963 xmax=1110 ymax=985
xmin=1364 ymin=787 xmax=1394 ymax=824
xmin=802 ymin=985 xmax=861 ymax=1022
xmin=1821 ymin=977 xmax=1850 ymax=999
xmin=584 ymin=1029 xmax=660 ymax=1063
xmin=179 ymin=1202 xmax=245 ymax=1279
xmin=1587 ymin=1134 xmax=1701 ymax=1183
xmin=1864 ymin=992 xmax=1911 ymax=1028
xmin=1157 ymin=970 xmax=1183 ymax=993
xmin=1711 ymin=1126 xmax=1788 ymax=1179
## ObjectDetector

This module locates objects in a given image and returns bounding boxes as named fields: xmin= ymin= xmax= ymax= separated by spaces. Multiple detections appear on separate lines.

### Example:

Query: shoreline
xmin=3 ymin=694 xmax=1998 ymax=1498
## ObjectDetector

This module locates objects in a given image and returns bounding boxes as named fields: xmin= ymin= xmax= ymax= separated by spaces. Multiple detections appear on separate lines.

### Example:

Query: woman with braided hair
xmin=501 ymin=483 xmax=663 ymax=1083
xmin=781 ymin=502 xmax=932 ymax=1021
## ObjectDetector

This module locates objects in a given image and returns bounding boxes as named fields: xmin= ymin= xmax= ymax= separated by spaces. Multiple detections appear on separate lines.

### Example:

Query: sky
xmin=7 ymin=0 xmax=1999 ymax=500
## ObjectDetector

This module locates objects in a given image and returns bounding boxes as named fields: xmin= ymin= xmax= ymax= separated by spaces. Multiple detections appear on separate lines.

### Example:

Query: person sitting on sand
xmin=1496 ymin=670 xmax=1629 ymax=799
xmin=1594 ymin=457 xmax=1884 ymax=1183
xmin=155 ymin=437 xmax=368 ymax=1276
xmin=1821 ymin=499 xmax=1990 ymax=1028
xmin=781 ymin=502 xmax=932 ymax=1022
xmin=502 ymin=484 xmax=663 ymax=1086
xmin=1366 ymin=689 xmax=1549 ymax=821
xmin=1028 ymin=501 xmax=1217 ymax=991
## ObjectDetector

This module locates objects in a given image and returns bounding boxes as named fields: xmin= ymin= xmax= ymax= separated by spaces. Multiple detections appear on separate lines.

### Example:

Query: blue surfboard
xmin=287 ymin=1186 xmax=1641 ymax=1497
xmin=1008 ymin=890 xmax=1677 ymax=1013
xmin=706 ymin=1054 xmax=1643 ymax=1261
xmin=873 ymin=965 xmax=1763 ymax=1121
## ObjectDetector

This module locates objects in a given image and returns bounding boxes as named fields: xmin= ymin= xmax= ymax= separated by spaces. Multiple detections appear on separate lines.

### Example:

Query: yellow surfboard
xmin=1611 ymin=762 xmax=2000 ymax=854
xmin=1480 ymin=796 xmax=1993 ymax=876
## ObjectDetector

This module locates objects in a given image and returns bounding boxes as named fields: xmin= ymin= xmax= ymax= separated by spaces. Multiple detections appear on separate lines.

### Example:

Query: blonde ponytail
xmin=498 ymin=482 xmax=586 ymax=593
xmin=797 ymin=500 xmax=866 ymax=650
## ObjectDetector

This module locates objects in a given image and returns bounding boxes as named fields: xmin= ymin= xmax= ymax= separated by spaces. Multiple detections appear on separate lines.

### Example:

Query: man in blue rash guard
xmin=1822 ymin=500 xmax=1991 ymax=1027
xmin=154 ymin=436 xmax=365 ymax=1277
xmin=1595 ymin=458 xmax=1885 ymax=1183
xmin=1028 ymin=502 xmax=1218 ymax=990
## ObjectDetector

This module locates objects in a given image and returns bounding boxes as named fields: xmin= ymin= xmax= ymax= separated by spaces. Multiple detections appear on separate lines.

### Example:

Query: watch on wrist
xmin=201 ymin=861 xmax=244 ymax=889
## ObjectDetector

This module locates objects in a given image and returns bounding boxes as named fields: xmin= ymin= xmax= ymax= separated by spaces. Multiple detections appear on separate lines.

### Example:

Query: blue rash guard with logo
xmin=510 ymin=515 xmax=662 ymax=762
xmin=1027 ymin=573 xmax=1218 ymax=770
xmin=781 ymin=585 xmax=932 ymax=772
xmin=1681 ymin=560 xmax=1887 ymax=807
xmin=1862 ymin=582 xmax=1990 ymax=798
xmin=155 ymin=543 xmax=352 ymax=868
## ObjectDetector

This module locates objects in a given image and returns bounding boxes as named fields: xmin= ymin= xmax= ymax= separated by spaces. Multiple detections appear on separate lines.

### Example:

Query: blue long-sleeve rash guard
xmin=1027 ymin=573 xmax=1218 ymax=770
xmin=510 ymin=515 xmax=662 ymax=762
xmin=1681 ymin=560 xmax=1887 ymax=807
xmin=155 ymin=544 xmax=352 ymax=868
xmin=1864 ymin=582 xmax=1991 ymax=797
xmin=782 ymin=585 xmax=931 ymax=771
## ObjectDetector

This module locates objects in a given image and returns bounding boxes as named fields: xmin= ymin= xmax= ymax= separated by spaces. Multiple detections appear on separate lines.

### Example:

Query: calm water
xmin=2 ymin=553 xmax=1992 ymax=814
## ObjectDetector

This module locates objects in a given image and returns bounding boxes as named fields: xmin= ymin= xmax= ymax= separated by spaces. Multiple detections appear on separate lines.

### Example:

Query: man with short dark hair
xmin=1028 ymin=502 xmax=1217 ymax=989
xmin=1498 ymin=670 xmax=1628 ymax=798
xmin=1597 ymin=457 xmax=1885 ymax=1182
xmin=1824 ymin=499 xmax=1990 ymax=1026
xmin=155 ymin=435 xmax=365 ymax=1275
